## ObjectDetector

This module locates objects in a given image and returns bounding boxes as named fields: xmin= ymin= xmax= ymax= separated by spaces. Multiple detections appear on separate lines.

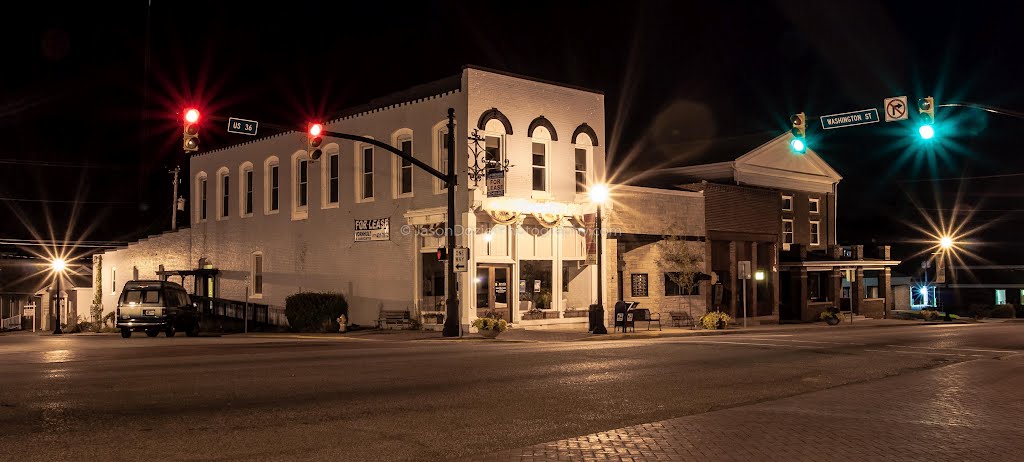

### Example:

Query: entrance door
xmin=476 ymin=265 xmax=511 ymax=321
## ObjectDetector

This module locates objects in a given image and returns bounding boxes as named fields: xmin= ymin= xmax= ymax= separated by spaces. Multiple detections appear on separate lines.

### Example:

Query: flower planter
xmin=479 ymin=328 xmax=500 ymax=339
xmin=825 ymin=316 xmax=841 ymax=326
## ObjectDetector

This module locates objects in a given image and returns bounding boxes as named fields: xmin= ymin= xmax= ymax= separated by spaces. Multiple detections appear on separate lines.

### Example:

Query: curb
xmin=569 ymin=320 xmax=971 ymax=342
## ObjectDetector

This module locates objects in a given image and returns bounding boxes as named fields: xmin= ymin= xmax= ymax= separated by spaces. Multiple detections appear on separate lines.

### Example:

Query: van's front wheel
xmin=145 ymin=329 xmax=159 ymax=337
xmin=120 ymin=329 xmax=132 ymax=338
xmin=165 ymin=325 xmax=176 ymax=337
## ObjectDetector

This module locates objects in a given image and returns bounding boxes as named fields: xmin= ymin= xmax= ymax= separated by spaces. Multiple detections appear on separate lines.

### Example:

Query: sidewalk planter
xmin=820 ymin=309 xmax=844 ymax=326
xmin=472 ymin=312 xmax=508 ymax=339
xmin=699 ymin=311 xmax=733 ymax=330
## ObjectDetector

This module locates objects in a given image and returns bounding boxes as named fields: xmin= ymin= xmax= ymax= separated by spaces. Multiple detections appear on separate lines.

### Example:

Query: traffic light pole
xmin=318 ymin=111 xmax=460 ymax=337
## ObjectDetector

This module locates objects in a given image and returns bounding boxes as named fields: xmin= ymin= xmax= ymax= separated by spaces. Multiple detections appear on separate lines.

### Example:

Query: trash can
xmin=588 ymin=304 xmax=604 ymax=332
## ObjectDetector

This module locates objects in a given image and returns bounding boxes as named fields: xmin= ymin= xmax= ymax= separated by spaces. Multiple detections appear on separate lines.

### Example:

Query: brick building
xmin=675 ymin=134 xmax=899 ymax=323
xmin=95 ymin=66 xmax=711 ymax=332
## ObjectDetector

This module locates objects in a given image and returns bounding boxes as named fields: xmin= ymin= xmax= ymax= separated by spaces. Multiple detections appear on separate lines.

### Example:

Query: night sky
xmin=2 ymin=1 xmax=1023 ymax=271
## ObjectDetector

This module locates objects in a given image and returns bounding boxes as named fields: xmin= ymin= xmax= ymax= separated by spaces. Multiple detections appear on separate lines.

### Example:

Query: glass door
xmin=476 ymin=265 xmax=511 ymax=321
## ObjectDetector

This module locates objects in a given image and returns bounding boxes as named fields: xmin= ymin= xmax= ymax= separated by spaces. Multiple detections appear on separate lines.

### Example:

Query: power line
xmin=938 ymin=102 xmax=1024 ymax=120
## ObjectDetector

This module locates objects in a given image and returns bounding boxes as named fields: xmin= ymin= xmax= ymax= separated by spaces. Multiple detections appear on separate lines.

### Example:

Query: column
xmin=880 ymin=267 xmax=892 ymax=318
xmin=852 ymin=267 xmax=865 ymax=315
xmin=771 ymin=242 xmax=780 ymax=318
xmin=728 ymin=241 xmax=737 ymax=317
xmin=828 ymin=268 xmax=842 ymax=311
xmin=749 ymin=242 xmax=758 ymax=318
xmin=793 ymin=267 xmax=810 ymax=321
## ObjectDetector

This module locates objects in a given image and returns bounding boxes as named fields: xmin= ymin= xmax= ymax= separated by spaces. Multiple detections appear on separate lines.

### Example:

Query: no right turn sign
xmin=884 ymin=96 xmax=909 ymax=122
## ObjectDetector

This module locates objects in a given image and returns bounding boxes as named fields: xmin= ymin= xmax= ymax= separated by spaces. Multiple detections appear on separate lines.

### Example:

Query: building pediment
xmin=733 ymin=134 xmax=842 ymax=193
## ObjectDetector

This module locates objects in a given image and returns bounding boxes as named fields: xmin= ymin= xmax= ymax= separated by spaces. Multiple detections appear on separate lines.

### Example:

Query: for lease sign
xmin=355 ymin=218 xmax=390 ymax=242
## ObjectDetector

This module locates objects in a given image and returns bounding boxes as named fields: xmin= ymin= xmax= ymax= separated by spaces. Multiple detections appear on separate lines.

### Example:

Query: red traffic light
xmin=309 ymin=123 xmax=323 ymax=137
xmin=184 ymin=108 xmax=200 ymax=124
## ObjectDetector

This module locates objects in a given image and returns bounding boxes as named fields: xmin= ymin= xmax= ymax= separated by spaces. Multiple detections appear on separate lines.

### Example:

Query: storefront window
xmin=520 ymin=260 xmax=553 ymax=310
xmin=421 ymin=253 xmax=445 ymax=311
xmin=562 ymin=260 xmax=590 ymax=312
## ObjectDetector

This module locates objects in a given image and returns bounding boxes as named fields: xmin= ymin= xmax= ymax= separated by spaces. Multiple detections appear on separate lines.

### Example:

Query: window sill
xmin=531 ymin=191 xmax=552 ymax=200
xmin=249 ymin=294 xmax=263 ymax=300
xmin=265 ymin=209 xmax=280 ymax=216
xmin=322 ymin=202 xmax=340 ymax=210
xmin=394 ymin=193 xmax=414 ymax=200
xmin=240 ymin=213 xmax=253 ymax=219
xmin=356 ymin=198 xmax=375 ymax=204
xmin=291 ymin=209 xmax=308 ymax=221
xmin=216 ymin=216 xmax=229 ymax=222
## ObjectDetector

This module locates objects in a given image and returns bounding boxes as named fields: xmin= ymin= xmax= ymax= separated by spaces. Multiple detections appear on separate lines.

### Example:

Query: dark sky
xmin=2 ymin=0 xmax=1023 ymax=270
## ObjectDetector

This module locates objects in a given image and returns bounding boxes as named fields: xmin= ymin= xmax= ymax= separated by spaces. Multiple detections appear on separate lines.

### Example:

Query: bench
xmin=632 ymin=308 xmax=662 ymax=331
xmin=377 ymin=310 xmax=412 ymax=329
xmin=670 ymin=311 xmax=697 ymax=329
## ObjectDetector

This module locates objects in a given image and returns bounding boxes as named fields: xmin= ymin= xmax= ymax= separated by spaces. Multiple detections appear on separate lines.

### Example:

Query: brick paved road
xmin=468 ymin=354 xmax=1024 ymax=461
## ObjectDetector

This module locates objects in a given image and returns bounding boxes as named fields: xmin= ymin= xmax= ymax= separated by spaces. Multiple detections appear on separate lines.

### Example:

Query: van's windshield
xmin=121 ymin=289 xmax=161 ymax=305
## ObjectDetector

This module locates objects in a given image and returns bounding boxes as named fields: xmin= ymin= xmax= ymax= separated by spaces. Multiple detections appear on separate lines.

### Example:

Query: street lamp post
xmin=590 ymin=184 xmax=609 ymax=334
xmin=51 ymin=258 xmax=66 ymax=335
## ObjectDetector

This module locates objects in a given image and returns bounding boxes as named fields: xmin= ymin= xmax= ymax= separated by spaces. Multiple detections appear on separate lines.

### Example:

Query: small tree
xmin=656 ymin=235 xmax=704 ymax=319
xmin=91 ymin=255 xmax=104 ymax=329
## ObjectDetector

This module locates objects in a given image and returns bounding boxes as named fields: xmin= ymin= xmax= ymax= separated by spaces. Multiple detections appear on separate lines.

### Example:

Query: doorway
xmin=476 ymin=264 xmax=511 ymax=321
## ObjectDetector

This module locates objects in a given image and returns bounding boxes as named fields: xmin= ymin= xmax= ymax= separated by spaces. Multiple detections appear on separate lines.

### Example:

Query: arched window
xmin=483 ymin=118 xmax=507 ymax=168
xmin=291 ymin=150 xmax=310 ymax=220
xmin=571 ymin=123 xmax=599 ymax=146
xmin=574 ymin=131 xmax=593 ymax=194
xmin=391 ymin=128 xmax=414 ymax=198
xmin=194 ymin=171 xmax=208 ymax=223
xmin=264 ymin=156 xmax=280 ymax=214
xmin=355 ymin=138 xmax=375 ymax=203
xmin=239 ymin=161 xmax=254 ymax=217
xmin=527 ymin=116 xmax=558 ymax=141
xmin=477 ymin=108 xmax=513 ymax=134
xmin=216 ymin=167 xmax=230 ymax=220
xmin=530 ymin=126 xmax=551 ymax=193
xmin=321 ymin=143 xmax=340 ymax=208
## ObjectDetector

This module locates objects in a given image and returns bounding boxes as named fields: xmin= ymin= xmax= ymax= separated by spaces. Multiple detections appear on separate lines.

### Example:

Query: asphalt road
xmin=1 ymin=323 xmax=1021 ymax=461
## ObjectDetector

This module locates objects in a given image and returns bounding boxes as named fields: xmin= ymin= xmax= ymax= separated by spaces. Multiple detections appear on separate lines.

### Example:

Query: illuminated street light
xmin=51 ymin=258 xmax=66 ymax=335
xmin=939 ymin=236 xmax=953 ymax=250
xmin=589 ymin=183 xmax=610 ymax=335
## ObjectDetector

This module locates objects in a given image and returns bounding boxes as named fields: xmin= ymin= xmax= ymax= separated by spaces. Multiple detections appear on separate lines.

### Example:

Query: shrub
xmin=966 ymin=303 xmax=991 ymax=319
xmin=919 ymin=309 xmax=940 ymax=321
xmin=819 ymin=309 xmax=844 ymax=322
xmin=990 ymin=304 xmax=1016 ymax=318
xmin=472 ymin=316 xmax=509 ymax=332
xmin=285 ymin=292 xmax=349 ymax=332
xmin=699 ymin=311 xmax=733 ymax=329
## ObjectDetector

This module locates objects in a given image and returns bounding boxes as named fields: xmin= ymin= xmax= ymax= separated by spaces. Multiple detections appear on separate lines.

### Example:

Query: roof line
xmin=462 ymin=64 xmax=604 ymax=95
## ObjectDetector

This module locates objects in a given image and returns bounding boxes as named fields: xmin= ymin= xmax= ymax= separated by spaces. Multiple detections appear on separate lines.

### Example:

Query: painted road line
xmin=739 ymin=338 xmax=867 ymax=346
xmin=864 ymin=349 xmax=986 ymax=357
xmin=885 ymin=345 xmax=1018 ymax=354
xmin=674 ymin=340 xmax=818 ymax=349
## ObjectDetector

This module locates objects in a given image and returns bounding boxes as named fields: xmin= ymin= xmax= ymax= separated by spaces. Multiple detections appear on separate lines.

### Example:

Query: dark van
xmin=116 ymin=280 xmax=200 ymax=338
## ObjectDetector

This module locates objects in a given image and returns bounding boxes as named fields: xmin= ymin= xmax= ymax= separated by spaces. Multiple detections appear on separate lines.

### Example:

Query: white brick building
xmin=97 ymin=67 xmax=622 ymax=330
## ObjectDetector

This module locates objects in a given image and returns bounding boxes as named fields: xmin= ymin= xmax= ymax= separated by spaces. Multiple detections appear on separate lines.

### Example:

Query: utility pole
xmin=170 ymin=166 xmax=180 ymax=231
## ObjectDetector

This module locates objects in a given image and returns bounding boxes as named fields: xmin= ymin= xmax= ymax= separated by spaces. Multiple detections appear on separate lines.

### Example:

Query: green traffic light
xmin=918 ymin=124 xmax=935 ymax=140
xmin=790 ymin=138 xmax=806 ymax=153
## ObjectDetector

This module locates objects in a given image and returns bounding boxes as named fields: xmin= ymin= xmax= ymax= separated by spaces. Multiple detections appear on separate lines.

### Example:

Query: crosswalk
xmin=654 ymin=334 xmax=1019 ymax=359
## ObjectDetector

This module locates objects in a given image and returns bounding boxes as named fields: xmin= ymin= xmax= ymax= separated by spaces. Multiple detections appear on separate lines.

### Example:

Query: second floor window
xmin=297 ymin=160 xmax=308 ymax=208
xmin=809 ymin=198 xmax=820 ymax=214
xmin=575 ymin=148 xmax=587 ymax=193
xmin=810 ymin=221 xmax=820 ymax=245
xmin=398 ymin=139 xmax=413 ymax=196
xmin=485 ymin=135 xmax=501 ymax=168
xmin=221 ymin=174 xmax=230 ymax=218
xmin=200 ymin=178 xmax=208 ymax=221
xmin=362 ymin=146 xmax=374 ymax=200
xmin=783 ymin=219 xmax=794 ymax=245
xmin=782 ymin=195 xmax=793 ymax=211
xmin=439 ymin=130 xmax=449 ymax=191
xmin=243 ymin=169 xmax=254 ymax=215
xmin=532 ymin=142 xmax=547 ymax=191
xmin=328 ymin=153 xmax=339 ymax=204
xmin=270 ymin=164 xmax=279 ymax=211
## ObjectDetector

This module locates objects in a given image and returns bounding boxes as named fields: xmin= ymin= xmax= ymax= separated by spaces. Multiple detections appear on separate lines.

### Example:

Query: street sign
xmin=486 ymin=171 xmax=505 ymax=197
xmin=453 ymin=247 xmax=468 ymax=272
xmin=883 ymin=96 xmax=909 ymax=122
xmin=819 ymin=108 xmax=879 ymax=130
xmin=227 ymin=117 xmax=259 ymax=136
xmin=738 ymin=261 xmax=751 ymax=280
